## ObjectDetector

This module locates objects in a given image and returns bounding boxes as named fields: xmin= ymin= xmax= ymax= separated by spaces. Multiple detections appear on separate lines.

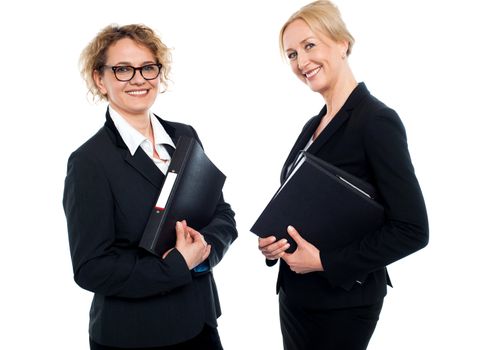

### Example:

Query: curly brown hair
xmin=80 ymin=24 xmax=171 ymax=101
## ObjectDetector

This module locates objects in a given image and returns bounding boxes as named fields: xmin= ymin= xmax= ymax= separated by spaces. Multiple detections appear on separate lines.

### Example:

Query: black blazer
xmin=271 ymin=83 xmax=428 ymax=309
xmin=63 ymin=110 xmax=237 ymax=348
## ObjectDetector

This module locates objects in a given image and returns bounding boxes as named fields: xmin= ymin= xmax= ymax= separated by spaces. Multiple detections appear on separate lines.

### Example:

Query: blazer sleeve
xmin=187 ymin=126 xmax=238 ymax=268
xmin=63 ymin=150 xmax=193 ymax=299
xmin=320 ymin=107 xmax=429 ymax=287
xmin=200 ymin=194 xmax=238 ymax=269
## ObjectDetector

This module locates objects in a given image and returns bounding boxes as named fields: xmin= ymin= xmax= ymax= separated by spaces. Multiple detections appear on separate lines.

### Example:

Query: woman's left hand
xmin=282 ymin=226 xmax=324 ymax=274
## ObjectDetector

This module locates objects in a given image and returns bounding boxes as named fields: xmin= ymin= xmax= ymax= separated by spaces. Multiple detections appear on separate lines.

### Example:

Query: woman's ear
xmin=93 ymin=70 xmax=107 ymax=95
xmin=342 ymin=40 xmax=349 ymax=58
xmin=339 ymin=40 xmax=349 ymax=58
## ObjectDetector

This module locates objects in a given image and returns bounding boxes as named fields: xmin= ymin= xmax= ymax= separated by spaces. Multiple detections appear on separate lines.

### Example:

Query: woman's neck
xmin=312 ymin=72 xmax=357 ymax=141
xmin=323 ymin=76 xmax=358 ymax=120
xmin=122 ymin=112 xmax=153 ymax=140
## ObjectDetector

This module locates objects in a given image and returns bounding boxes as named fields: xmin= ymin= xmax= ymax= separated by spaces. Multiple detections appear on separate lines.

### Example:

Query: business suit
xmin=63 ymin=110 xmax=237 ymax=348
xmin=271 ymin=83 xmax=428 ymax=349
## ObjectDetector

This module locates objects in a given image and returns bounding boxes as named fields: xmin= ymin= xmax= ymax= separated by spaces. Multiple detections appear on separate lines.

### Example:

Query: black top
xmin=271 ymin=83 xmax=428 ymax=309
xmin=63 ymin=110 xmax=237 ymax=347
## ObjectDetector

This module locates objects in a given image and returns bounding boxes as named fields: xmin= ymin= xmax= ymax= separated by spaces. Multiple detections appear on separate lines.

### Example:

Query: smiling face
xmin=93 ymin=37 xmax=159 ymax=120
xmin=282 ymin=19 xmax=348 ymax=98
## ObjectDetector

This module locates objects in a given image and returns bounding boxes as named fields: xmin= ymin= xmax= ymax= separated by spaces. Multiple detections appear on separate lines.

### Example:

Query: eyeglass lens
xmin=113 ymin=64 xmax=161 ymax=81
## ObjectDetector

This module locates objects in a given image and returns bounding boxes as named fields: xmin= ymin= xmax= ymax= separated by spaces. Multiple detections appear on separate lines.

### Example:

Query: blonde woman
xmin=258 ymin=2 xmax=428 ymax=349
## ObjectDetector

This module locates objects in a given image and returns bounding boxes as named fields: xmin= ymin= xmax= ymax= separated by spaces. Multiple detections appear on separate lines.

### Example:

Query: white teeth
xmin=305 ymin=67 xmax=321 ymax=78
xmin=127 ymin=90 xmax=147 ymax=95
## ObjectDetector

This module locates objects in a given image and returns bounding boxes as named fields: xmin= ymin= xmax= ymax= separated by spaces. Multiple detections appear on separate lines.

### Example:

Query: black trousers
xmin=90 ymin=324 xmax=223 ymax=350
xmin=279 ymin=291 xmax=383 ymax=350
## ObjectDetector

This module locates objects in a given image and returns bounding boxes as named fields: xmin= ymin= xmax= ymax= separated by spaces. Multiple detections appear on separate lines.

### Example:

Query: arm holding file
xmin=64 ymin=151 xmax=199 ymax=299
xmin=320 ymin=108 xmax=428 ymax=287
xmin=199 ymin=194 xmax=237 ymax=269
xmin=183 ymin=129 xmax=238 ymax=269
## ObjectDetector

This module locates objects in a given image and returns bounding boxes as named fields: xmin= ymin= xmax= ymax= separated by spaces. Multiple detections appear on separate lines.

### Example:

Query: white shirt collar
xmin=151 ymin=112 xmax=175 ymax=149
xmin=108 ymin=106 xmax=175 ymax=156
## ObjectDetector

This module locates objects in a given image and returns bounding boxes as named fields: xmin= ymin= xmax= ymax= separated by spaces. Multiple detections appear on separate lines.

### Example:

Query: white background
xmin=1 ymin=0 xmax=501 ymax=349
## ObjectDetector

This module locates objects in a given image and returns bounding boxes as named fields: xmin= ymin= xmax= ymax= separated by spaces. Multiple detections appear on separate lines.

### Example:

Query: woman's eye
xmin=116 ymin=66 xmax=132 ymax=73
xmin=305 ymin=43 xmax=315 ymax=50
xmin=287 ymin=52 xmax=297 ymax=60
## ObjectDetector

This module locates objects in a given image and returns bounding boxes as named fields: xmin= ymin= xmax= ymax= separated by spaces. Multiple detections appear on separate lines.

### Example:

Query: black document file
xmin=251 ymin=152 xmax=384 ymax=253
xmin=140 ymin=136 xmax=226 ymax=256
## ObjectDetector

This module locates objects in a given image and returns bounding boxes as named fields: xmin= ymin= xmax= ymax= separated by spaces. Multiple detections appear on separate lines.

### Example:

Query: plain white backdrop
xmin=1 ymin=0 xmax=501 ymax=349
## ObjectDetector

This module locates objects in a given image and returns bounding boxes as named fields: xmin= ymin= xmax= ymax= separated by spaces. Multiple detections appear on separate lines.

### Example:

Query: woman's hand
xmin=258 ymin=236 xmax=290 ymax=260
xmin=163 ymin=220 xmax=211 ymax=270
xmin=282 ymin=226 xmax=324 ymax=274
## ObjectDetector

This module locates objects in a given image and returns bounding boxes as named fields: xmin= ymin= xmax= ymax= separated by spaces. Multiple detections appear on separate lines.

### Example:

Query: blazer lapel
xmin=124 ymin=149 xmax=165 ymax=189
xmin=280 ymin=83 xmax=371 ymax=182
xmin=280 ymin=113 xmax=322 ymax=183
xmin=309 ymin=83 xmax=370 ymax=155
xmin=104 ymin=110 xmax=165 ymax=190
xmin=307 ymin=109 xmax=350 ymax=155
xmin=155 ymin=114 xmax=178 ymax=143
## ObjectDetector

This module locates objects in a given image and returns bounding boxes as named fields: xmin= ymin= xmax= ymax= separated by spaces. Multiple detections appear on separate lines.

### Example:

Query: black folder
xmin=251 ymin=152 xmax=384 ymax=253
xmin=140 ymin=136 xmax=226 ymax=256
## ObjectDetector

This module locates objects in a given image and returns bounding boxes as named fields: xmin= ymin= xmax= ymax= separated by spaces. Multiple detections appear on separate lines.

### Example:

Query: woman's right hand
xmin=258 ymin=236 xmax=290 ymax=260
xmin=164 ymin=221 xmax=211 ymax=270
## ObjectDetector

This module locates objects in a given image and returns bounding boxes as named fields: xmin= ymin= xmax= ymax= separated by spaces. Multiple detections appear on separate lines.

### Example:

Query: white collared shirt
xmin=108 ymin=106 xmax=175 ymax=174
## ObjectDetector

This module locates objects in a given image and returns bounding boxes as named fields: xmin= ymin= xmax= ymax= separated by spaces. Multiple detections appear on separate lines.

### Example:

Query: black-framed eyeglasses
xmin=102 ymin=63 xmax=162 ymax=82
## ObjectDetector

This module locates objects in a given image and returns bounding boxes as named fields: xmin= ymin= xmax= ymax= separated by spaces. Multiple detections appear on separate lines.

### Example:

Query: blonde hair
xmin=279 ymin=0 xmax=355 ymax=57
xmin=80 ymin=24 xmax=171 ymax=101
